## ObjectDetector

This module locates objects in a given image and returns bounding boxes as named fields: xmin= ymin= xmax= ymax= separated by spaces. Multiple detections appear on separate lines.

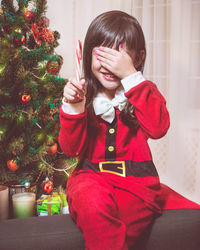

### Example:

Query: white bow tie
xmin=93 ymin=89 xmax=127 ymax=123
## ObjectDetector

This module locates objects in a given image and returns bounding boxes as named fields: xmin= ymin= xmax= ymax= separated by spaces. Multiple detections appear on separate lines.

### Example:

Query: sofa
xmin=0 ymin=184 xmax=200 ymax=250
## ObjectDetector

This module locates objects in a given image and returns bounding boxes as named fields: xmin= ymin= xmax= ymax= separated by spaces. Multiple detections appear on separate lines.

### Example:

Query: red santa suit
xmin=59 ymin=73 xmax=199 ymax=250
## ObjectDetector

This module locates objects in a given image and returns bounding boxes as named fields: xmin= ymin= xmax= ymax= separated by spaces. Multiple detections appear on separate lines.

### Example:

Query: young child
xmin=59 ymin=10 xmax=170 ymax=250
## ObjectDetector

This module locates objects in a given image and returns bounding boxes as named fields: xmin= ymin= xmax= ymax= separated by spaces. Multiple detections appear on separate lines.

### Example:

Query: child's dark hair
xmin=83 ymin=10 xmax=146 ymax=132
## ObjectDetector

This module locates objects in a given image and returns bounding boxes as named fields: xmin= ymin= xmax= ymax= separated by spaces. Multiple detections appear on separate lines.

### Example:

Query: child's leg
xmin=114 ymin=188 xmax=156 ymax=248
xmin=67 ymin=172 xmax=128 ymax=250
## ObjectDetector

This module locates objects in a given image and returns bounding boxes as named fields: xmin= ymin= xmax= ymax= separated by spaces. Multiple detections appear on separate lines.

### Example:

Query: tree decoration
xmin=7 ymin=160 xmax=18 ymax=172
xmin=17 ymin=113 xmax=26 ymax=124
xmin=46 ymin=60 xmax=60 ymax=75
xmin=0 ymin=7 xmax=4 ymax=25
xmin=13 ymin=32 xmax=25 ymax=46
xmin=36 ymin=131 xmax=46 ymax=144
xmin=21 ymin=94 xmax=31 ymax=104
xmin=36 ymin=61 xmax=47 ymax=76
xmin=0 ymin=6 xmax=4 ymax=16
xmin=2 ymin=24 xmax=13 ymax=34
xmin=46 ymin=135 xmax=54 ymax=146
xmin=40 ymin=28 xmax=54 ymax=43
xmin=24 ymin=10 xmax=35 ymax=23
xmin=0 ymin=129 xmax=6 ymax=139
xmin=0 ymin=65 xmax=5 ymax=75
xmin=42 ymin=177 xmax=53 ymax=194
xmin=0 ymin=125 xmax=7 ymax=141
xmin=0 ymin=0 xmax=68 ymax=188
xmin=8 ymin=137 xmax=24 ymax=156
xmin=24 ymin=106 xmax=34 ymax=120
xmin=32 ymin=22 xmax=54 ymax=45
xmin=47 ymin=142 xmax=57 ymax=155
xmin=15 ymin=28 xmax=22 ymax=33
xmin=38 ymin=16 xmax=49 ymax=28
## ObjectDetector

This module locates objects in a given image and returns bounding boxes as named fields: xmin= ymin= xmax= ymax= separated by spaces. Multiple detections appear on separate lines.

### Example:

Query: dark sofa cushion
xmin=0 ymin=209 xmax=200 ymax=250
xmin=134 ymin=209 xmax=200 ymax=250
xmin=0 ymin=214 xmax=84 ymax=250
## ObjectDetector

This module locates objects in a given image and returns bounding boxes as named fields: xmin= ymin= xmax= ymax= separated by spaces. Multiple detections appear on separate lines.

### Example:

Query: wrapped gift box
xmin=37 ymin=192 xmax=62 ymax=216
xmin=37 ymin=187 xmax=69 ymax=216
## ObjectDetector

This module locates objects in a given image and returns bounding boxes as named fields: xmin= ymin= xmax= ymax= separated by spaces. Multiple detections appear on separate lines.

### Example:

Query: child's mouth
xmin=101 ymin=72 xmax=118 ymax=81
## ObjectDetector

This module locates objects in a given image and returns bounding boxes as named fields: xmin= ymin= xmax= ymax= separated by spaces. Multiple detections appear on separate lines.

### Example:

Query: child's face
xmin=91 ymin=47 xmax=121 ymax=92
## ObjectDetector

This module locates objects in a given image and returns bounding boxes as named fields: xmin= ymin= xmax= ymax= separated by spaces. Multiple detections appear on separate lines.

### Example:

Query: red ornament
xmin=22 ymin=94 xmax=31 ymax=104
xmin=13 ymin=32 xmax=25 ymax=46
xmin=7 ymin=160 xmax=18 ymax=172
xmin=47 ymin=143 xmax=58 ymax=155
xmin=24 ymin=10 xmax=35 ymax=23
xmin=42 ymin=178 xmax=53 ymax=194
xmin=46 ymin=60 xmax=60 ymax=75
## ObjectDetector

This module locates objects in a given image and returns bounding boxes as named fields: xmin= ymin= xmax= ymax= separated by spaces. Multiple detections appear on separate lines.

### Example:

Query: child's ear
xmin=134 ymin=50 xmax=145 ymax=69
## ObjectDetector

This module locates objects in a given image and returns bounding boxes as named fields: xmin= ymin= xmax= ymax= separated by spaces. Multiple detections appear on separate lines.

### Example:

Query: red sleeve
xmin=125 ymin=81 xmax=170 ymax=139
xmin=58 ymin=106 xmax=88 ymax=157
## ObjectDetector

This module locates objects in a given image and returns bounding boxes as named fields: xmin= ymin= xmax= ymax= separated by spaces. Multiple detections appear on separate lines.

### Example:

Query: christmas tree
xmin=0 ymin=0 xmax=77 ymax=187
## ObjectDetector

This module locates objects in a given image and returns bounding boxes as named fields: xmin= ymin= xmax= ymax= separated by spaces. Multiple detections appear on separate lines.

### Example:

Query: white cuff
xmin=121 ymin=71 xmax=145 ymax=92
xmin=62 ymin=97 xmax=85 ymax=114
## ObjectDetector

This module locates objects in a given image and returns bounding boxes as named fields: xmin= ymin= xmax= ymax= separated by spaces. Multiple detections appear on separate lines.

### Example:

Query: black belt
xmin=80 ymin=159 xmax=158 ymax=177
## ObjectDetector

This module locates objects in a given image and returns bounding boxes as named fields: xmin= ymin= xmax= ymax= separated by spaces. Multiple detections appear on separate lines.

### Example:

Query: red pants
xmin=67 ymin=171 xmax=158 ymax=250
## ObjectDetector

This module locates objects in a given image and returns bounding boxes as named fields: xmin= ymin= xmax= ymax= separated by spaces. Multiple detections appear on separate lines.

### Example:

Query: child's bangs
xmin=100 ymin=32 xmax=123 ymax=51
xmin=101 ymin=27 xmax=138 ymax=51
xmin=101 ymin=31 xmax=123 ymax=50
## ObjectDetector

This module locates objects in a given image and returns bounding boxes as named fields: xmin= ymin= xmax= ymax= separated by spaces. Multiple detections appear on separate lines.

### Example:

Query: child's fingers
xmin=80 ymin=78 xmax=86 ymax=85
xmin=80 ymin=78 xmax=87 ymax=95
xmin=64 ymin=87 xmax=84 ymax=102
xmin=95 ymin=49 xmax=116 ymax=63
xmin=67 ymin=82 xmax=82 ymax=95
xmin=64 ymin=93 xmax=83 ymax=103
xmin=69 ymin=79 xmax=84 ymax=91
xmin=96 ymin=55 xmax=113 ymax=67
xmin=80 ymin=78 xmax=86 ymax=86
xmin=98 ymin=45 xmax=128 ymax=59
xmin=79 ymin=79 xmax=86 ymax=92
xmin=65 ymin=87 xmax=77 ymax=96
xmin=68 ymin=79 xmax=85 ymax=96
xmin=97 ymin=60 xmax=112 ymax=73
xmin=63 ymin=83 xmax=77 ymax=97
xmin=98 ymin=46 xmax=119 ymax=56
xmin=63 ymin=78 xmax=86 ymax=103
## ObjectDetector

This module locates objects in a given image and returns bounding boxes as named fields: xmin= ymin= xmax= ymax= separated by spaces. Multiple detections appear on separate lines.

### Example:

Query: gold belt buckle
xmin=99 ymin=161 xmax=126 ymax=177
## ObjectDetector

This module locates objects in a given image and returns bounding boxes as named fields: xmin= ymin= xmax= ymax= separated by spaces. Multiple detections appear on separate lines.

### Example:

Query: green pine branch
xmin=35 ymin=0 xmax=47 ymax=21
xmin=18 ymin=0 xmax=25 ymax=14
xmin=20 ymin=44 xmax=48 ymax=69
xmin=1 ymin=0 xmax=16 ymax=16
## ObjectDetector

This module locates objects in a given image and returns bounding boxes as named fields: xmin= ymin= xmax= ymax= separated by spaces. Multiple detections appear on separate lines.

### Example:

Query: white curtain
xmin=47 ymin=0 xmax=200 ymax=204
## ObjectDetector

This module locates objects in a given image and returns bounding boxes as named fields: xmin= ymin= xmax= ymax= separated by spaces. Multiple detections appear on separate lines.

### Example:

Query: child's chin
xmin=106 ymin=83 xmax=121 ymax=90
